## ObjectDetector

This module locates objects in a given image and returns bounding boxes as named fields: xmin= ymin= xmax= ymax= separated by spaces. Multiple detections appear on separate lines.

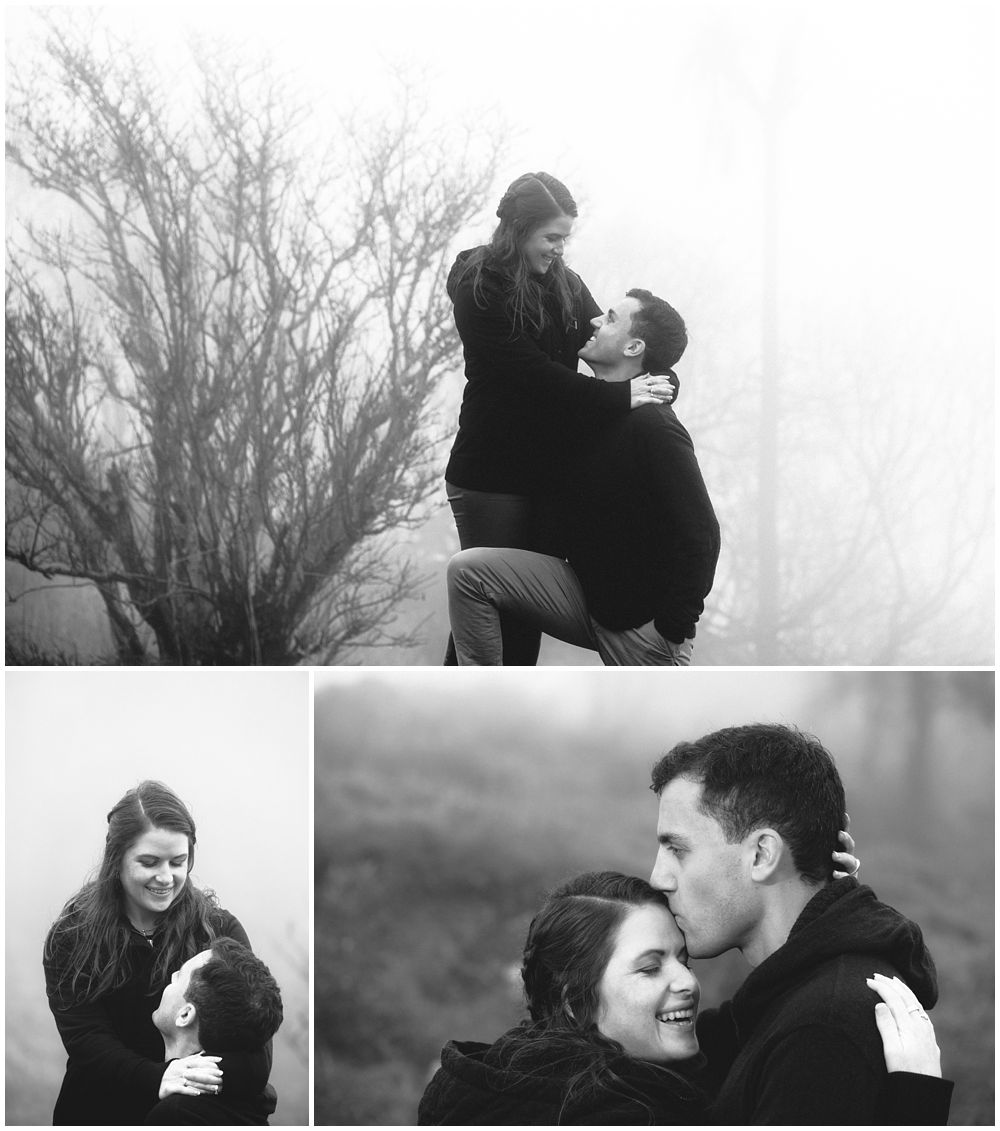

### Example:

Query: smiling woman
xmin=596 ymin=902 xmax=700 ymax=1064
xmin=118 ymin=829 xmax=191 ymax=930
xmin=42 ymin=781 xmax=251 ymax=1125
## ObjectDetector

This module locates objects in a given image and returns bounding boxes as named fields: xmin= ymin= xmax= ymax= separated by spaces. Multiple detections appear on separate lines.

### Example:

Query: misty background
xmin=314 ymin=668 xmax=994 ymax=1124
xmin=4 ymin=1 xmax=994 ymax=665
xmin=4 ymin=670 xmax=310 ymax=1126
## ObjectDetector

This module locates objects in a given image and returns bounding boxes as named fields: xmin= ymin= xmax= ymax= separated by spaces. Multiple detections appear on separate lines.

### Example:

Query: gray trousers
xmin=447 ymin=547 xmax=694 ymax=666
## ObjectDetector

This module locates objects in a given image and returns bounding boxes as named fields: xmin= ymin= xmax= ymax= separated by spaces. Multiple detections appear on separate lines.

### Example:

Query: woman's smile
xmin=119 ymin=827 xmax=190 ymax=929
xmin=596 ymin=902 xmax=701 ymax=1063
xmin=656 ymin=1004 xmax=697 ymax=1029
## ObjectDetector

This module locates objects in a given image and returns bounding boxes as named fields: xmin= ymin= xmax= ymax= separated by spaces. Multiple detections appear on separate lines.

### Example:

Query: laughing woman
xmin=418 ymin=873 xmax=952 ymax=1125
xmin=43 ymin=781 xmax=251 ymax=1125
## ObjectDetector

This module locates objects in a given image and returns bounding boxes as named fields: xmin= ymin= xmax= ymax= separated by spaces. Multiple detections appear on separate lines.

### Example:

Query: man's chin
xmin=687 ymin=938 xmax=735 ymax=961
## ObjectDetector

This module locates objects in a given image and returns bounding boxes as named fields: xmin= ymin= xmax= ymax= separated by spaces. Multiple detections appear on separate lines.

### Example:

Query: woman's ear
xmin=560 ymin=985 xmax=576 ymax=1021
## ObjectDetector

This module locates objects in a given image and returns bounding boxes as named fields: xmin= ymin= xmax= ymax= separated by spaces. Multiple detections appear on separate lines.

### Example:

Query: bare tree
xmin=6 ymin=14 xmax=504 ymax=663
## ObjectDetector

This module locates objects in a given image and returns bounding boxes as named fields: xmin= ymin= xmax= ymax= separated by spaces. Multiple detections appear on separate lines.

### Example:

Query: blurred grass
xmin=314 ymin=673 xmax=993 ymax=1125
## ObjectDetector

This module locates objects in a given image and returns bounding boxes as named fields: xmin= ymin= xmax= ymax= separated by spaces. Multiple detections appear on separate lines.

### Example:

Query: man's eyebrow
xmin=657 ymin=832 xmax=691 ymax=847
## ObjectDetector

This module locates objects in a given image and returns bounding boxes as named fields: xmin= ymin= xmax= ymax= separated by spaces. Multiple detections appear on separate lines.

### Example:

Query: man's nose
xmin=590 ymin=314 xmax=603 ymax=329
xmin=649 ymin=853 xmax=677 ymax=891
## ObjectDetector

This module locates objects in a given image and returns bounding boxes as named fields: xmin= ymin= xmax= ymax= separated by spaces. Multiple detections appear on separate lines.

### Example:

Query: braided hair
xmin=496 ymin=872 xmax=697 ymax=1121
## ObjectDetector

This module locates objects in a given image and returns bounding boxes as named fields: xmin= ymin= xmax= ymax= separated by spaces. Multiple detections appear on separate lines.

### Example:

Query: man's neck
xmin=162 ymin=1030 xmax=202 ymax=1061
xmin=590 ymin=360 xmax=643 ymax=384
xmin=742 ymin=879 xmax=824 ymax=969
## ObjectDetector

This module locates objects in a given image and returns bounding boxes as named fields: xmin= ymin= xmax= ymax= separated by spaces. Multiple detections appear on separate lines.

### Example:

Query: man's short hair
xmin=650 ymin=723 xmax=846 ymax=884
xmin=626 ymin=288 xmax=688 ymax=372
xmin=185 ymin=937 xmax=283 ymax=1052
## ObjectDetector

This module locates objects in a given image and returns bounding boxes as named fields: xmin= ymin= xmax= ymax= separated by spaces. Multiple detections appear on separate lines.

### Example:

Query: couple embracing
xmin=442 ymin=171 xmax=720 ymax=667
xmin=43 ymin=782 xmax=284 ymax=1125
xmin=419 ymin=723 xmax=952 ymax=1125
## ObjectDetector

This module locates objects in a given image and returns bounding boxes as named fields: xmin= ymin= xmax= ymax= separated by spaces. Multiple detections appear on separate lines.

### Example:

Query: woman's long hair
xmin=45 ymin=781 xmax=221 ymax=1008
xmin=463 ymin=171 xmax=581 ymax=337
xmin=500 ymin=872 xmax=698 ymax=1122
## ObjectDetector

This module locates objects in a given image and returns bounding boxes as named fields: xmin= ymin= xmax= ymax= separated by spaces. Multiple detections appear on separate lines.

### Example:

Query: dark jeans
xmin=443 ymin=481 xmax=541 ymax=666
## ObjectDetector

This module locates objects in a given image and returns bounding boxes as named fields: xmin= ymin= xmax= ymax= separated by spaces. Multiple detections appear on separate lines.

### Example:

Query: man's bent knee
xmin=447 ymin=547 xmax=495 ymax=591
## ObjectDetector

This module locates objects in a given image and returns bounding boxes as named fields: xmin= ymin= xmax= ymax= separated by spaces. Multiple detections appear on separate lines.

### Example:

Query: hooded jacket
xmin=417 ymin=1024 xmax=707 ymax=1125
xmin=444 ymin=248 xmax=627 ymax=495
xmin=45 ymin=907 xmax=250 ymax=1126
xmin=701 ymin=878 xmax=952 ymax=1125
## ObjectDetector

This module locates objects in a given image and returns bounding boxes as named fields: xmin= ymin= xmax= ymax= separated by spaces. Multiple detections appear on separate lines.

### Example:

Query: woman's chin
xmin=654 ymin=1032 xmax=700 ymax=1063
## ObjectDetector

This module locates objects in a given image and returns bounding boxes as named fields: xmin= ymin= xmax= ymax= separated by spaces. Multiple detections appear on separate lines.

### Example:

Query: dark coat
xmin=417 ymin=1024 xmax=707 ymax=1125
xmin=419 ymin=1009 xmax=952 ymax=1126
xmin=144 ymin=1048 xmax=276 ymax=1125
xmin=536 ymin=402 xmax=720 ymax=642
xmin=444 ymin=248 xmax=628 ymax=495
xmin=45 ymin=906 xmax=250 ymax=1126
xmin=702 ymin=878 xmax=953 ymax=1125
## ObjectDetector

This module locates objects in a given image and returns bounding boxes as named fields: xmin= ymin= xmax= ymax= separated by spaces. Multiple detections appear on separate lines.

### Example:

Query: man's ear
xmin=748 ymin=829 xmax=784 ymax=881
xmin=175 ymin=1001 xmax=198 ymax=1030
xmin=624 ymin=337 xmax=646 ymax=359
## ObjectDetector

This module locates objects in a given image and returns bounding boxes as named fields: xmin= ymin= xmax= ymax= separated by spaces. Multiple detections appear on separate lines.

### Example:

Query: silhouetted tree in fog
xmin=6 ymin=14 xmax=503 ymax=663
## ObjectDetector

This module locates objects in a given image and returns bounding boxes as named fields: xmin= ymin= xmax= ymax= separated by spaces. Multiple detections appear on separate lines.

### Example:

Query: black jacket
xmin=537 ymin=402 xmax=720 ymax=642
xmin=418 ymin=1021 xmax=952 ymax=1126
xmin=444 ymin=248 xmax=628 ymax=495
xmin=417 ymin=1024 xmax=706 ymax=1125
xmin=144 ymin=1048 xmax=276 ymax=1125
xmin=45 ymin=906 xmax=250 ymax=1126
xmin=702 ymin=878 xmax=953 ymax=1125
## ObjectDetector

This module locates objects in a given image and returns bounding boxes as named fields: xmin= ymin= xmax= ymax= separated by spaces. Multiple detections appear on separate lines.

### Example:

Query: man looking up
xmin=145 ymin=937 xmax=283 ymax=1125
xmin=447 ymin=289 xmax=720 ymax=665
xmin=650 ymin=723 xmax=945 ymax=1124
